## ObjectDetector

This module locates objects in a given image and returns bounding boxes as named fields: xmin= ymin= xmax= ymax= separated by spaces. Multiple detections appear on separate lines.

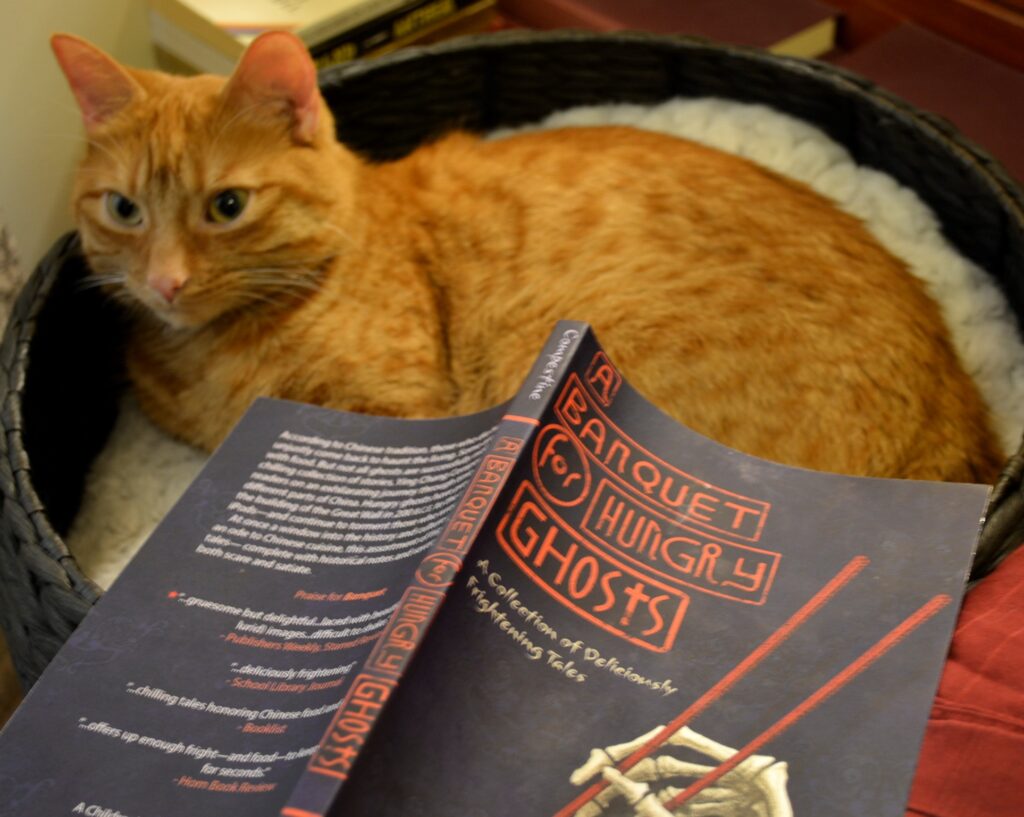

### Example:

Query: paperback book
xmin=311 ymin=0 xmax=497 ymax=69
xmin=147 ymin=0 xmax=492 ymax=74
xmin=0 ymin=322 xmax=988 ymax=816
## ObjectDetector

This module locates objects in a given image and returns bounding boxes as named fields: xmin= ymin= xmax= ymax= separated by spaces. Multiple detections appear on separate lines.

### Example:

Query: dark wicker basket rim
xmin=329 ymin=29 xmax=1024 ymax=223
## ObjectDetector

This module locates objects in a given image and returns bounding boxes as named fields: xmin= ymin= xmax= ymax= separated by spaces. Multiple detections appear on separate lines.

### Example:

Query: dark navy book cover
xmin=0 ymin=324 xmax=989 ymax=817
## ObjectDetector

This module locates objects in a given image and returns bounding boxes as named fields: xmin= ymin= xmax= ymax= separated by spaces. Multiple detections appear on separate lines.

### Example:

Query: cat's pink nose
xmin=149 ymin=274 xmax=185 ymax=303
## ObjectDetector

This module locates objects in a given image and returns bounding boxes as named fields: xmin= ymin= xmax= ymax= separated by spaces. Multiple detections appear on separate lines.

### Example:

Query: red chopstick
xmin=663 ymin=594 xmax=951 ymax=812
xmin=553 ymin=555 xmax=870 ymax=817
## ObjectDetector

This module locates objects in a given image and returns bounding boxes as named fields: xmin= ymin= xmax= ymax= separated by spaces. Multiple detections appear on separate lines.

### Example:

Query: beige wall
xmin=0 ymin=0 xmax=157 ymax=269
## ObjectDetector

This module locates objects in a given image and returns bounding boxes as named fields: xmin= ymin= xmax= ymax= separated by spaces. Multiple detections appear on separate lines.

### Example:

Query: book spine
xmin=310 ymin=0 xmax=483 ymax=67
xmin=279 ymin=321 xmax=591 ymax=817
xmin=368 ymin=0 xmax=499 ymax=57
xmin=299 ymin=0 xmax=416 ymax=47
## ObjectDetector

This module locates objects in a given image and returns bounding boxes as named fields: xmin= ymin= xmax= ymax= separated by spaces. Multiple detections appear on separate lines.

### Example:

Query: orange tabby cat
xmin=51 ymin=32 xmax=1002 ymax=483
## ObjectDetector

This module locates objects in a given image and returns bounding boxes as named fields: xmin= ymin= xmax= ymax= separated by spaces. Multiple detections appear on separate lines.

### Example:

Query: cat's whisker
xmin=243 ymin=291 xmax=288 ymax=306
xmin=105 ymin=289 xmax=145 ymax=311
xmin=228 ymin=288 xmax=299 ymax=311
xmin=226 ymin=263 xmax=327 ymax=289
xmin=77 ymin=274 xmax=126 ymax=291
xmin=178 ymin=275 xmax=300 ymax=313
xmin=239 ymin=267 xmax=324 ymax=287
xmin=183 ymin=267 xmax=325 ymax=310
xmin=234 ymin=284 xmax=319 ymax=305
xmin=319 ymin=221 xmax=356 ymax=248
xmin=243 ymin=280 xmax=322 ymax=295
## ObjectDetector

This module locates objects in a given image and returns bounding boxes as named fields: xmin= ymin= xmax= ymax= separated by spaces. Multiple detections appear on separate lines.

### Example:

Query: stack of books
xmin=148 ymin=0 xmax=499 ymax=73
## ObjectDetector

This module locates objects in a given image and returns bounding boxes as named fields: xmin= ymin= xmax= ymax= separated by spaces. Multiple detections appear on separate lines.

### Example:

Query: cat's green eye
xmin=207 ymin=189 xmax=249 ymax=224
xmin=105 ymin=192 xmax=143 ymax=227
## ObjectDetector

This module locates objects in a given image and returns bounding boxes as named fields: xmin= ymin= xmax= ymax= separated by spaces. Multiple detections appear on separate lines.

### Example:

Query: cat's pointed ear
xmin=51 ymin=34 xmax=141 ymax=132
xmin=222 ymin=31 xmax=320 ymax=145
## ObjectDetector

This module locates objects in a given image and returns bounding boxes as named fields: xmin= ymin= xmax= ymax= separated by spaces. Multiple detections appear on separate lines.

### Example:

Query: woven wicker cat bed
xmin=2 ymin=30 xmax=1024 ymax=690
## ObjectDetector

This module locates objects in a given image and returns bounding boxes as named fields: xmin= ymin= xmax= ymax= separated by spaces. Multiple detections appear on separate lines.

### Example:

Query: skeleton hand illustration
xmin=569 ymin=725 xmax=793 ymax=817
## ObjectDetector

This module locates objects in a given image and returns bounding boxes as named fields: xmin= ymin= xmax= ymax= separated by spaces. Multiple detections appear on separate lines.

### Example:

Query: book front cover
xmin=328 ymin=331 xmax=988 ymax=816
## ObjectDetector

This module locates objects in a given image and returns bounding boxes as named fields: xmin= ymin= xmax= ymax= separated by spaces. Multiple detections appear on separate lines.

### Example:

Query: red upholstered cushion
xmin=907 ymin=546 xmax=1024 ymax=816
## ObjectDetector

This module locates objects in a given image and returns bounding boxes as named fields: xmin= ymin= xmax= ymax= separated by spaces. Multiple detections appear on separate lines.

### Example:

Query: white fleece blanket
xmin=51 ymin=98 xmax=1024 ymax=590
